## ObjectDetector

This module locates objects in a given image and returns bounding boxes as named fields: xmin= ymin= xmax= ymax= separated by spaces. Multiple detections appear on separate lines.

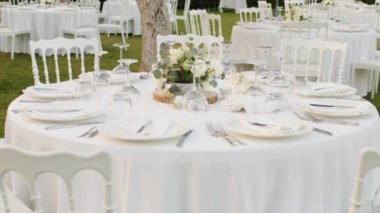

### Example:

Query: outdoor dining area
xmin=1 ymin=0 xmax=380 ymax=212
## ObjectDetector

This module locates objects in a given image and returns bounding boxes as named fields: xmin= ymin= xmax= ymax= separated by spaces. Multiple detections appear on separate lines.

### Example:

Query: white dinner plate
xmin=23 ymin=85 xmax=90 ymax=100
xmin=224 ymin=117 xmax=313 ymax=139
xmin=21 ymin=106 xmax=102 ymax=122
xmin=99 ymin=119 xmax=192 ymax=142
xmin=298 ymin=98 xmax=375 ymax=118
xmin=294 ymin=83 xmax=357 ymax=98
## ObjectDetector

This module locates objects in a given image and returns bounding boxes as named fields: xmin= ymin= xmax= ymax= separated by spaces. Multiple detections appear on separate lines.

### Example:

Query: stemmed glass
xmin=182 ymin=63 xmax=209 ymax=111
xmin=221 ymin=41 xmax=236 ymax=76
xmin=276 ymin=6 xmax=284 ymax=20
xmin=119 ymin=59 xmax=140 ymax=105
xmin=112 ymin=43 xmax=129 ymax=74
xmin=257 ymin=46 xmax=273 ymax=80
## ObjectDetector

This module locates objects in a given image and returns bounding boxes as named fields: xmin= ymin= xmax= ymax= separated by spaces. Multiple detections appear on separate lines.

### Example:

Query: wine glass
xmin=118 ymin=59 xmax=140 ymax=106
xmin=221 ymin=41 xmax=236 ymax=76
xmin=257 ymin=46 xmax=273 ymax=81
xmin=112 ymin=43 xmax=129 ymax=74
xmin=182 ymin=63 xmax=209 ymax=111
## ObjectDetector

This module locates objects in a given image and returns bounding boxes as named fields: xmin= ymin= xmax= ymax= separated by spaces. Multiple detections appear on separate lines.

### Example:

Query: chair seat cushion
xmin=109 ymin=15 xmax=133 ymax=22
xmin=0 ymin=27 xmax=30 ymax=35
xmin=353 ymin=60 xmax=380 ymax=70
xmin=63 ymin=27 xmax=98 ymax=35
xmin=98 ymin=24 xmax=120 ymax=31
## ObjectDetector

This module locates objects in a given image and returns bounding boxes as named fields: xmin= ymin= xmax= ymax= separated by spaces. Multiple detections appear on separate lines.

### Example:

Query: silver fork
xmin=214 ymin=124 xmax=246 ymax=146
xmin=292 ymin=111 xmax=333 ymax=136
xmin=303 ymin=112 xmax=359 ymax=126
xmin=205 ymin=122 xmax=237 ymax=146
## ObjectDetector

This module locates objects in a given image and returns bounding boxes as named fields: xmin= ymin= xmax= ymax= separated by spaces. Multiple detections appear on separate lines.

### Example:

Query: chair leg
xmin=120 ymin=24 xmax=126 ymax=44
xmin=175 ymin=21 xmax=179 ymax=35
xmin=351 ymin=65 xmax=356 ymax=86
xmin=375 ymin=71 xmax=379 ymax=94
xmin=11 ymin=35 xmax=15 ymax=60
xmin=372 ymin=70 xmax=376 ymax=99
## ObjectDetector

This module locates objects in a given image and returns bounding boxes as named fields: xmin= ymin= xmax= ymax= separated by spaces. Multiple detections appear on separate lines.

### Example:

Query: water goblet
xmin=182 ymin=63 xmax=209 ymax=112
xmin=112 ymin=43 xmax=129 ymax=74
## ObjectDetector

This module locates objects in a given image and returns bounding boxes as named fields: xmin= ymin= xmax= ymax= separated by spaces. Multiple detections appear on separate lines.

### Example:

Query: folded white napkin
xmin=239 ymin=117 xmax=282 ymax=136
xmin=24 ymin=106 xmax=100 ymax=121
xmin=220 ymin=95 xmax=243 ymax=112
xmin=301 ymin=98 xmax=373 ymax=116
xmin=295 ymin=83 xmax=356 ymax=97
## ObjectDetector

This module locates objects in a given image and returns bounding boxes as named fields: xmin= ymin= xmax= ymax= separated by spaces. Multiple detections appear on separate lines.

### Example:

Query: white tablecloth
xmin=4 ymin=78 xmax=380 ymax=213
xmin=0 ymin=6 xmax=97 ymax=53
xmin=230 ymin=25 xmax=377 ymax=96
xmin=219 ymin=0 xmax=247 ymax=12
xmin=101 ymin=0 xmax=141 ymax=35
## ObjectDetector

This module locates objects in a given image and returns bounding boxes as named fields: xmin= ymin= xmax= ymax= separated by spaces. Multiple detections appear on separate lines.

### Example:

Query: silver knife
xmin=309 ymin=103 xmax=356 ymax=109
xmin=176 ymin=130 xmax=193 ymax=148
xmin=313 ymin=128 xmax=333 ymax=136
xmin=46 ymin=121 xmax=103 ymax=130
xmin=136 ymin=120 xmax=152 ymax=134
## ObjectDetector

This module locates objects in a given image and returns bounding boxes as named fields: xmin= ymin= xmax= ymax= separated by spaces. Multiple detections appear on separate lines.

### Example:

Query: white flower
xmin=209 ymin=59 xmax=224 ymax=77
xmin=169 ymin=48 xmax=184 ymax=65
xmin=192 ymin=60 xmax=208 ymax=78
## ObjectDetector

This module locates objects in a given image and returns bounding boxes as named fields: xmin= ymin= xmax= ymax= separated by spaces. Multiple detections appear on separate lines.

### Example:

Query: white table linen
xmin=101 ymin=0 xmax=141 ymax=35
xmin=230 ymin=25 xmax=377 ymax=96
xmin=4 ymin=78 xmax=380 ymax=213
xmin=0 ymin=6 xmax=97 ymax=53
xmin=219 ymin=0 xmax=247 ymax=13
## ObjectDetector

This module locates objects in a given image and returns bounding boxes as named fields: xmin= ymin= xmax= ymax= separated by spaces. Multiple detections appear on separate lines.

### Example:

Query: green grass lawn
xmin=0 ymin=11 xmax=379 ymax=137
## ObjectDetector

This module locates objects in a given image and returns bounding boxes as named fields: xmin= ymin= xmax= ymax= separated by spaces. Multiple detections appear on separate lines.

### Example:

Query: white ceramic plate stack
xmin=297 ymin=98 xmax=374 ymax=118
xmin=294 ymin=83 xmax=357 ymax=98
xmin=23 ymin=85 xmax=90 ymax=99
xmin=99 ymin=117 xmax=192 ymax=142
xmin=224 ymin=116 xmax=313 ymax=139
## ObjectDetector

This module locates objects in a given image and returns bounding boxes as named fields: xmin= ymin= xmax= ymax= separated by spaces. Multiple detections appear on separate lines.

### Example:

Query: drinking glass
xmin=221 ymin=41 xmax=236 ymax=76
xmin=118 ymin=59 xmax=140 ymax=106
xmin=182 ymin=63 xmax=209 ymax=111
xmin=112 ymin=43 xmax=129 ymax=74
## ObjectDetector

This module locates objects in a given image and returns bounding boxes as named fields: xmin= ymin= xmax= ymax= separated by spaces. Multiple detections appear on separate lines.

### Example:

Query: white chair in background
xmin=258 ymin=1 xmax=272 ymax=18
xmin=63 ymin=2 xmax=102 ymax=51
xmin=203 ymin=13 xmax=223 ymax=38
xmin=239 ymin=7 xmax=262 ymax=23
xmin=188 ymin=9 xmax=207 ymax=36
xmin=156 ymin=34 xmax=191 ymax=61
xmin=167 ymin=0 xmax=179 ymax=34
xmin=171 ymin=0 xmax=191 ymax=34
xmin=193 ymin=35 xmax=224 ymax=60
xmin=351 ymin=60 xmax=380 ymax=99
xmin=284 ymin=0 xmax=304 ymax=12
xmin=0 ymin=2 xmax=30 ymax=59
xmin=349 ymin=147 xmax=380 ymax=213
xmin=280 ymin=22 xmax=329 ymax=39
xmin=30 ymin=37 xmax=100 ymax=85
xmin=0 ymin=146 xmax=115 ymax=213
xmin=280 ymin=38 xmax=347 ymax=83
xmin=108 ymin=0 xmax=134 ymax=38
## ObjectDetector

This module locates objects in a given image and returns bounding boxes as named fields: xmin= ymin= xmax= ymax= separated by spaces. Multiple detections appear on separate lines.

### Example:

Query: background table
xmin=230 ymin=25 xmax=377 ymax=96
xmin=101 ymin=0 xmax=141 ymax=35
xmin=0 ymin=6 xmax=97 ymax=54
xmin=5 ymin=78 xmax=380 ymax=213
xmin=218 ymin=0 xmax=247 ymax=12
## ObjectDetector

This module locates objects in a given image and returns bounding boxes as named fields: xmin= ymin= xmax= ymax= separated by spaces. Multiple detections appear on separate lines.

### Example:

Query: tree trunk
xmin=137 ymin=0 xmax=171 ymax=72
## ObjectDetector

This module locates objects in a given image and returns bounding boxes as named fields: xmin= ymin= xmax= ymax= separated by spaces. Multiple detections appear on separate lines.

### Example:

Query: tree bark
xmin=137 ymin=0 xmax=171 ymax=72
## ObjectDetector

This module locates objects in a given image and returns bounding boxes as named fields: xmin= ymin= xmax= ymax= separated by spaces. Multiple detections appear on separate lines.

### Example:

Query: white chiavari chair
xmin=167 ymin=0 xmax=179 ymax=34
xmin=172 ymin=0 xmax=191 ymax=34
xmin=281 ymin=38 xmax=347 ymax=83
xmin=349 ymin=147 xmax=380 ymax=213
xmin=30 ymin=37 xmax=100 ymax=85
xmin=188 ymin=9 xmax=207 ymax=36
xmin=108 ymin=0 xmax=133 ymax=38
xmin=0 ymin=146 xmax=115 ymax=213
xmin=156 ymin=34 xmax=192 ymax=61
xmin=63 ymin=1 xmax=102 ymax=51
xmin=202 ymin=13 xmax=223 ymax=38
xmin=258 ymin=1 xmax=272 ymax=18
xmin=0 ymin=2 xmax=30 ymax=59
xmin=280 ymin=22 xmax=328 ymax=39
xmin=239 ymin=7 xmax=261 ymax=23
xmin=192 ymin=35 xmax=224 ymax=60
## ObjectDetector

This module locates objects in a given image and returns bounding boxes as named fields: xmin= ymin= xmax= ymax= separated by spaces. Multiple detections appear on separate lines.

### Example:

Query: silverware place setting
xmin=205 ymin=122 xmax=245 ymax=146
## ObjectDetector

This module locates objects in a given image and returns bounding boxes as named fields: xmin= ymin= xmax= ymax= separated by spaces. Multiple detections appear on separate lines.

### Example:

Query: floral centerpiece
xmin=285 ymin=5 xmax=306 ymax=22
xmin=152 ymin=45 xmax=225 ymax=96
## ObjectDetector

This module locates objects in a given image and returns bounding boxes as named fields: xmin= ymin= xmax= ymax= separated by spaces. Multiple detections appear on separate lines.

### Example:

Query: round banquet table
xmin=4 ymin=78 xmax=380 ymax=213
xmin=0 ymin=6 xmax=98 ymax=54
xmin=230 ymin=25 xmax=377 ymax=97
xmin=101 ymin=0 xmax=141 ymax=35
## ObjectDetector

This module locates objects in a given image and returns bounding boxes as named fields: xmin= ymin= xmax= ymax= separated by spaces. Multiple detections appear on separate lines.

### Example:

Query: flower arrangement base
xmin=153 ymin=90 xmax=218 ymax=105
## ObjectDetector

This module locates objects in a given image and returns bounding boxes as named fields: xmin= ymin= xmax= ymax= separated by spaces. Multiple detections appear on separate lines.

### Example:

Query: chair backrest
xmin=156 ymin=34 xmax=192 ymax=61
xmin=167 ymin=0 xmax=178 ymax=19
xmin=239 ymin=7 xmax=261 ymax=23
xmin=258 ymin=1 xmax=272 ymax=18
xmin=280 ymin=22 xmax=328 ymax=39
xmin=8 ymin=0 xmax=27 ymax=5
xmin=192 ymin=35 xmax=224 ymax=60
xmin=280 ymin=38 xmax=347 ymax=83
xmin=30 ymin=37 xmax=100 ymax=85
xmin=0 ymin=146 xmax=115 ymax=213
xmin=202 ymin=13 xmax=222 ymax=38
xmin=183 ymin=0 xmax=191 ymax=15
xmin=284 ymin=0 xmax=304 ymax=12
xmin=349 ymin=147 xmax=380 ymax=213
xmin=188 ymin=9 xmax=207 ymax=36
xmin=74 ymin=1 xmax=98 ymax=30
